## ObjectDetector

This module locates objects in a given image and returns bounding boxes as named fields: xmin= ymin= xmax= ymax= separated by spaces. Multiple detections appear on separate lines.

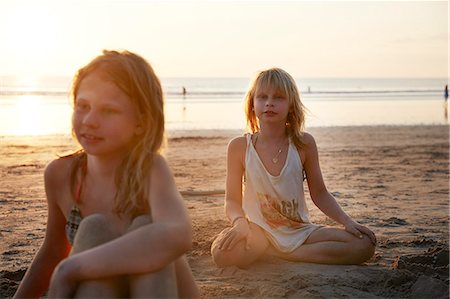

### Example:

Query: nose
xmin=265 ymin=97 xmax=274 ymax=107
xmin=82 ymin=110 xmax=100 ymax=128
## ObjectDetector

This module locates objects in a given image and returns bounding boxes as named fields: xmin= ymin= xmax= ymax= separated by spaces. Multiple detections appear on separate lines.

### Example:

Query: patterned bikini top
xmin=65 ymin=160 xmax=85 ymax=245
xmin=65 ymin=206 xmax=82 ymax=245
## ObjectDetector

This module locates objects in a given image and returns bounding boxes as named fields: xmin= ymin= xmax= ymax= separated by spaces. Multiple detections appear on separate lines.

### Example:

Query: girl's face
xmin=73 ymin=71 xmax=142 ymax=158
xmin=253 ymin=84 xmax=290 ymax=125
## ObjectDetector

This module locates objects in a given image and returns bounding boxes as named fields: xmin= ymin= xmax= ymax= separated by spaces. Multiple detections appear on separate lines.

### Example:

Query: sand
xmin=1 ymin=125 xmax=449 ymax=298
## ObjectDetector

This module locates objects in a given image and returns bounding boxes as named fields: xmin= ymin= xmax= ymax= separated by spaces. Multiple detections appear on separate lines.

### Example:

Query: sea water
xmin=0 ymin=76 xmax=448 ymax=136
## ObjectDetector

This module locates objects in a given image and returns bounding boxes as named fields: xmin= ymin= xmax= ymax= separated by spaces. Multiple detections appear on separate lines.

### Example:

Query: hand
xmin=218 ymin=218 xmax=251 ymax=251
xmin=344 ymin=220 xmax=377 ymax=245
xmin=48 ymin=258 xmax=79 ymax=298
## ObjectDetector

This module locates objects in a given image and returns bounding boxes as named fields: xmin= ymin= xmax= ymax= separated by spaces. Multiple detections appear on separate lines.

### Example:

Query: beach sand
xmin=1 ymin=125 xmax=448 ymax=298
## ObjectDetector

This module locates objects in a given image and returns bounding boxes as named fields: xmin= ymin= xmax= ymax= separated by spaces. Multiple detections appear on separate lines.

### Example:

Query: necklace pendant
xmin=272 ymin=148 xmax=282 ymax=164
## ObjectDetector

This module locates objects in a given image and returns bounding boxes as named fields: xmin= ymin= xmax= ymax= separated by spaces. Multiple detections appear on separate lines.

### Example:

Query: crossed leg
xmin=268 ymin=227 xmax=375 ymax=265
xmin=212 ymin=224 xmax=375 ymax=268
xmin=211 ymin=222 xmax=270 ymax=269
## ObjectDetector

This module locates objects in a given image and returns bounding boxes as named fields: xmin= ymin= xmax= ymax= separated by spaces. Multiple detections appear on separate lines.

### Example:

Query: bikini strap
xmin=74 ymin=155 xmax=87 ymax=204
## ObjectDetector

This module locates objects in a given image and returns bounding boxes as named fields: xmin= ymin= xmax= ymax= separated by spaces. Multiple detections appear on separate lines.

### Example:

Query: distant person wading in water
xmin=444 ymin=84 xmax=448 ymax=101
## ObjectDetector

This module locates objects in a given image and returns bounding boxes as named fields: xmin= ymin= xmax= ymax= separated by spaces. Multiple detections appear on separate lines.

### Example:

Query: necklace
xmin=254 ymin=134 xmax=285 ymax=164
xmin=272 ymin=148 xmax=283 ymax=164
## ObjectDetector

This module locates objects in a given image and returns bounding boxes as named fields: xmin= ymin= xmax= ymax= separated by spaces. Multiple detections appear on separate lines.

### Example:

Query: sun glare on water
xmin=13 ymin=95 xmax=44 ymax=135
xmin=0 ymin=76 xmax=73 ymax=136
xmin=2 ymin=92 xmax=73 ymax=136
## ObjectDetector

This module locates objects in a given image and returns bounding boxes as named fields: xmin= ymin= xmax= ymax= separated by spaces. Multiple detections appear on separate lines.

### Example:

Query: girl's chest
xmin=252 ymin=144 xmax=289 ymax=177
xmin=80 ymin=189 xmax=130 ymax=231
xmin=258 ymin=154 xmax=286 ymax=177
xmin=249 ymin=144 xmax=305 ymax=179
xmin=61 ymin=180 xmax=130 ymax=233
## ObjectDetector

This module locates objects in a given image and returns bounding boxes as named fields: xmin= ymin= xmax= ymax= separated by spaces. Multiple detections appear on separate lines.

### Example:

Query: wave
xmin=0 ymin=89 xmax=443 ymax=97
xmin=0 ymin=90 xmax=69 ymax=96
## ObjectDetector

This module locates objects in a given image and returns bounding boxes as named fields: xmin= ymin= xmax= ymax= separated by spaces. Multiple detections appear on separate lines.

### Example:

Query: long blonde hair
xmin=244 ymin=68 xmax=307 ymax=149
xmin=70 ymin=50 xmax=165 ymax=218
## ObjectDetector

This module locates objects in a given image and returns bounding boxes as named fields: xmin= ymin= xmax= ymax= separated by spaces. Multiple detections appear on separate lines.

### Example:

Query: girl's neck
xmin=258 ymin=123 xmax=287 ymax=141
xmin=86 ymin=154 xmax=123 ymax=179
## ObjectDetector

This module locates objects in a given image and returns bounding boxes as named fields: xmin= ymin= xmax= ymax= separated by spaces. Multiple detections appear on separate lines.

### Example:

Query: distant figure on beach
xmin=445 ymin=84 xmax=448 ymax=101
xmin=182 ymin=86 xmax=187 ymax=111
xmin=444 ymin=84 xmax=448 ymax=121
xmin=13 ymin=50 xmax=199 ymax=298
xmin=211 ymin=68 xmax=376 ymax=268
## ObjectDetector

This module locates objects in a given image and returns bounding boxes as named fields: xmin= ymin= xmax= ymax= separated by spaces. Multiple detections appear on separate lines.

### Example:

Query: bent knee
xmin=211 ymin=248 xmax=235 ymax=268
xmin=78 ymin=214 xmax=109 ymax=231
xmin=211 ymin=239 xmax=255 ymax=269
xmin=353 ymin=236 xmax=375 ymax=263
xmin=72 ymin=214 xmax=119 ymax=253
xmin=212 ymin=249 xmax=252 ymax=269
xmin=211 ymin=239 xmax=229 ymax=268
xmin=127 ymin=214 xmax=152 ymax=232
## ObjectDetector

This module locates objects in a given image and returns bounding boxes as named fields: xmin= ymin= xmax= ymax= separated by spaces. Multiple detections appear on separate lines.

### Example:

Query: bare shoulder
xmin=227 ymin=135 xmax=248 ymax=168
xmin=301 ymin=132 xmax=317 ymax=147
xmin=301 ymin=132 xmax=319 ymax=152
xmin=44 ymin=155 xmax=77 ymax=213
xmin=227 ymin=135 xmax=247 ymax=153
xmin=298 ymin=132 xmax=319 ymax=164
xmin=150 ymin=154 xmax=176 ymax=189
xmin=151 ymin=154 xmax=171 ymax=175
xmin=44 ymin=155 xmax=76 ymax=185
xmin=148 ymin=154 xmax=183 ymax=208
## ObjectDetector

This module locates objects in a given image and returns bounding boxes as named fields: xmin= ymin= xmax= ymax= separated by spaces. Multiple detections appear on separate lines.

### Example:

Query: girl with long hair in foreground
xmin=14 ymin=50 xmax=199 ymax=298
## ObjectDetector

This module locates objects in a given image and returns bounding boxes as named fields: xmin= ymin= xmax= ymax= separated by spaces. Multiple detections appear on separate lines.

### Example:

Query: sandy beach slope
xmin=1 ymin=125 xmax=448 ymax=298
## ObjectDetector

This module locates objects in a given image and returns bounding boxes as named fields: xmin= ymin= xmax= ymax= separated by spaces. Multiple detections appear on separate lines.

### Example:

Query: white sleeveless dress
xmin=242 ymin=134 xmax=320 ymax=253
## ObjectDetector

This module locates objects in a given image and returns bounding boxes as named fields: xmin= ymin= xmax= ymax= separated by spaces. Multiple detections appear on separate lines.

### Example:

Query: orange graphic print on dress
xmin=256 ymin=192 xmax=304 ymax=229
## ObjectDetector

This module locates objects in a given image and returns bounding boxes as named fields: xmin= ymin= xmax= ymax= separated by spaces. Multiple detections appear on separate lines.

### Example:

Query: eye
xmin=274 ymin=93 xmax=285 ymax=100
xmin=75 ymin=101 xmax=89 ymax=112
xmin=102 ymin=107 xmax=119 ymax=114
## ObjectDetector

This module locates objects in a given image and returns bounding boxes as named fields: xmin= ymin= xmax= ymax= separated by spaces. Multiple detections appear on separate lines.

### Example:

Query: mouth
xmin=80 ymin=133 xmax=103 ymax=141
xmin=264 ymin=111 xmax=277 ymax=116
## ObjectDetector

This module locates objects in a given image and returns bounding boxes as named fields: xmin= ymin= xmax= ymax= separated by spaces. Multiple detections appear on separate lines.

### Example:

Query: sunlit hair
xmin=70 ymin=49 xmax=165 ymax=218
xmin=244 ymin=68 xmax=306 ymax=149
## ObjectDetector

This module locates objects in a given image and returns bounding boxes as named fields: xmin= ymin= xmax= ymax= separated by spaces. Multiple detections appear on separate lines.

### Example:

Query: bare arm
xmin=224 ymin=137 xmax=247 ymax=224
xmin=14 ymin=160 xmax=72 ymax=298
xmin=217 ymin=136 xmax=252 ymax=250
xmin=302 ymin=133 xmax=376 ymax=243
xmin=48 ymin=155 xmax=192 ymax=295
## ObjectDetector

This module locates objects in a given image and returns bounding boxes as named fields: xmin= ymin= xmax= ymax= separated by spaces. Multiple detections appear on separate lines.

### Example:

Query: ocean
xmin=0 ymin=76 xmax=448 ymax=136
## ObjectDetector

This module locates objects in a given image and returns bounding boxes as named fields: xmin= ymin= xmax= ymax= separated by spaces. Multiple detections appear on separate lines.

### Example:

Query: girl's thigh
xmin=127 ymin=214 xmax=199 ymax=298
xmin=303 ymin=226 xmax=357 ymax=244
xmin=174 ymin=256 xmax=200 ymax=298
xmin=274 ymin=226 xmax=375 ymax=264
xmin=130 ymin=257 xmax=201 ymax=298
xmin=71 ymin=214 xmax=126 ymax=298
xmin=129 ymin=262 xmax=178 ymax=298
xmin=211 ymin=222 xmax=270 ymax=268
xmin=74 ymin=277 xmax=128 ymax=298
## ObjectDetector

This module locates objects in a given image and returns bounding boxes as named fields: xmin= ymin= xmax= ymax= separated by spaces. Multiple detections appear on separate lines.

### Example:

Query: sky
xmin=0 ymin=0 xmax=448 ymax=79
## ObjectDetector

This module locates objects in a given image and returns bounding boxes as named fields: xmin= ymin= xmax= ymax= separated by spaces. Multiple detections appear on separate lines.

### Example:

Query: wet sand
xmin=1 ymin=125 xmax=449 ymax=298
